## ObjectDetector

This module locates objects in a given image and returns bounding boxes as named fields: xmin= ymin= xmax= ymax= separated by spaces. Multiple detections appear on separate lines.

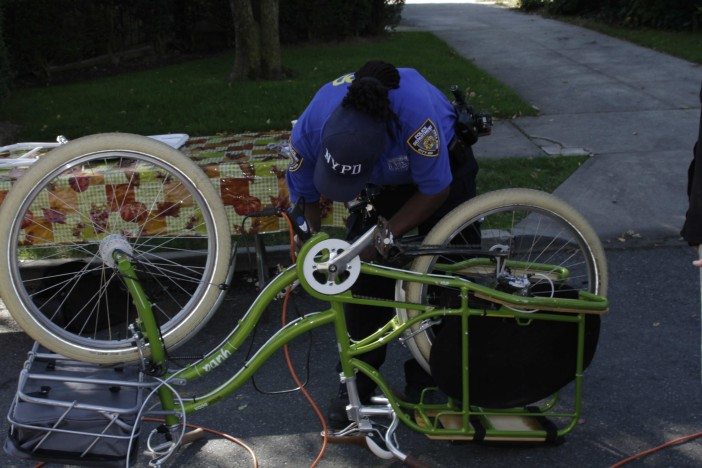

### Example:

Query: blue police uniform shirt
xmin=286 ymin=68 xmax=456 ymax=203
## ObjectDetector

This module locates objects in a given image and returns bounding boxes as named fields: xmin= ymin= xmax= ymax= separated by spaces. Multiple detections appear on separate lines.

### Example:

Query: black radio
xmin=450 ymin=85 xmax=493 ymax=146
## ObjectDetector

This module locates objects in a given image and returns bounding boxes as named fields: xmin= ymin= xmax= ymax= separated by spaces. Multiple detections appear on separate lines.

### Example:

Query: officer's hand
xmin=294 ymin=234 xmax=304 ymax=253
xmin=359 ymin=243 xmax=379 ymax=262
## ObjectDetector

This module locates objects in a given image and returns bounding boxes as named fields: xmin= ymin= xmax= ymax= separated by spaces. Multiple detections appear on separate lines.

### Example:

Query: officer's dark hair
xmin=342 ymin=60 xmax=400 ymax=123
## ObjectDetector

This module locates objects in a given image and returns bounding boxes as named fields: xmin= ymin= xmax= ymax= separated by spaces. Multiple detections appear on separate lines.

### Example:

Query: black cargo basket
xmin=4 ymin=345 xmax=148 ymax=467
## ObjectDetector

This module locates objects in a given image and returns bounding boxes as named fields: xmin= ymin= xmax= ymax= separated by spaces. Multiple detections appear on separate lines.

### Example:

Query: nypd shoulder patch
xmin=407 ymin=119 xmax=440 ymax=157
xmin=288 ymin=145 xmax=303 ymax=172
xmin=332 ymin=73 xmax=354 ymax=87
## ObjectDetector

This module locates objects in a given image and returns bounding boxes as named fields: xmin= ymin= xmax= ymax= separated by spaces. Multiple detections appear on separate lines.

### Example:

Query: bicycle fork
xmin=114 ymin=251 xmax=180 ymax=429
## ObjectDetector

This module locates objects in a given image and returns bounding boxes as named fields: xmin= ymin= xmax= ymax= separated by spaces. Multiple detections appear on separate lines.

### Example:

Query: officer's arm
xmin=285 ymin=136 xmax=322 ymax=234
xmin=387 ymin=187 xmax=449 ymax=237
xmin=303 ymin=201 xmax=322 ymax=234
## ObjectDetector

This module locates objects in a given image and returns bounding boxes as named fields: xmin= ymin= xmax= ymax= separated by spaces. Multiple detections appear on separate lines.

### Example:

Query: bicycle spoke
xmin=64 ymin=269 xmax=119 ymax=331
xmin=35 ymin=262 xmax=95 ymax=319
xmin=0 ymin=135 xmax=228 ymax=363
xmin=132 ymin=250 xmax=208 ymax=282
xmin=25 ymin=264 xmax=104 ymax=290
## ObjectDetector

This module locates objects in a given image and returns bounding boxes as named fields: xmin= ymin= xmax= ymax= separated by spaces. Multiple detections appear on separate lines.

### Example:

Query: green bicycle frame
xmin=116 ymin=232 xmax=608 ymax=442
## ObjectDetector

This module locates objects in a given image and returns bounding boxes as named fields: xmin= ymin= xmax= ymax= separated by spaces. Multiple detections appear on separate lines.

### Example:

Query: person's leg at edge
xmin=327 ymin=139 xmax=478 ymax=427
xmin=327 ymin=186 xmax=411 ymax=428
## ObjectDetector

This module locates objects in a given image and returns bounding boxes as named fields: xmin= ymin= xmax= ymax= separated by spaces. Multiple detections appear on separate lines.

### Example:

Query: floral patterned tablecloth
xmin=0 ymin=132 xmax=347 ymax=245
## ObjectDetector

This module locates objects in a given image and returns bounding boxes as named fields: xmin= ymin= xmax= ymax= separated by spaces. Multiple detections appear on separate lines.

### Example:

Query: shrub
xmin=518 ymin=0 xmax=700 ymax=30
xmin=0 ymin=4 xmax=10 ymax=101
xmin=279 ymin=0 xmax=405 ymax=43
xmin=518 ymin=0 xmax=546 ymax=12
xmin=621 ymin=0 xmax=699 ymax=30
xmin=0 ymin=0 xmax=405 ymax=83
xmin=2 ymin=0 xmax=173 ymax=82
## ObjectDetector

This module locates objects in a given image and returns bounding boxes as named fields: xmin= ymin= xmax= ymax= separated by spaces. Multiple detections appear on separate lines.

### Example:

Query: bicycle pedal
xmin=143 ymin=440 xmax=177 ymax=457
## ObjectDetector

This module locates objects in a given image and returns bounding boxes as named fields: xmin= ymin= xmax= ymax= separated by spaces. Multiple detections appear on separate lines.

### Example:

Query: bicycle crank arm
xmin=325 ymin=224 xmax=376 ymax=273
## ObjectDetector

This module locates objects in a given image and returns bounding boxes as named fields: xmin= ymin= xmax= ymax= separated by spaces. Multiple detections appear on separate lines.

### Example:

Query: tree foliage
xmin=280 ymin=0 xmax=404 ymax=42
xmin=0 ymin=0 xmax=405 ymax=84
xmin=518 ymin=0 xmax=702 ymax=30
xmin=0 ymin=5 xmax=10 ymax=100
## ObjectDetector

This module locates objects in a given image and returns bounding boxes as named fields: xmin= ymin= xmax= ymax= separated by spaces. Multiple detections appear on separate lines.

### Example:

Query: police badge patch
xmin=407 ymin=119 xmax=440 ymax=157
xmin=288 ymin=145 xmax=303 ymax=172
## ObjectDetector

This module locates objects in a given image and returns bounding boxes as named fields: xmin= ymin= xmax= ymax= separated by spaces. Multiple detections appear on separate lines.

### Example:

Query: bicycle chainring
xmin=302 ymin=238 xmax=361 ymax=295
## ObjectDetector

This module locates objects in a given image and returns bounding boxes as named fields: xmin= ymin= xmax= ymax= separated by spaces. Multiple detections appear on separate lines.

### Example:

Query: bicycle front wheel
xmin=0 ymin=133 xmax=231 ymax=364
xmin=399 ymin=188 xmax=608 ymax=380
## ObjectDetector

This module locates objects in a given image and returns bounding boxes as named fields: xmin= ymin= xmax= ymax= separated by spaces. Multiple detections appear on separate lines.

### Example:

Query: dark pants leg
xmin=339 ymin=187 xmax=414 ymax=397
xmin=338 ymin=139 xmax=478 ymax=397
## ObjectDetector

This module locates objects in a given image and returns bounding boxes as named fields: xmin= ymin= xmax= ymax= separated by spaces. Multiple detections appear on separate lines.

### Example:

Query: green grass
xmin=474 ymin=155 xmax=588 ymax=231
xmin=258 ymin=155 xmax=586 ymax=243
xmin=497 ymin=1 xmax=702 ymax=63
xmin=477 ymin=155 xmax=587 ymax=194
xmin=563 ymin=18 xmax=702 ymax=64
xmin=0 ymin=32 xmax=535 ymax=141
xmin=252 ymin=154 xmax=585 ymax=247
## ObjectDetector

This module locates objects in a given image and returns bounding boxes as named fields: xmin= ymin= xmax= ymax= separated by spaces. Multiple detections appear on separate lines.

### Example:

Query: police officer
xmin=285 ymin=60 xmax=479 ymax=427
xmin=682 ymin=82 xmax=702 ymax=267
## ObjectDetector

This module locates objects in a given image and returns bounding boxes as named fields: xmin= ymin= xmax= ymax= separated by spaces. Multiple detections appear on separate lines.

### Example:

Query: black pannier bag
xmin=5 ymin=346 xmax=145 ymax=466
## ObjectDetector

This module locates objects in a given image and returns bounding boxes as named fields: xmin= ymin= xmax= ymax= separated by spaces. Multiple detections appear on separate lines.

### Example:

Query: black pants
xmin=339 ymin=138 xmax=478 ymax=397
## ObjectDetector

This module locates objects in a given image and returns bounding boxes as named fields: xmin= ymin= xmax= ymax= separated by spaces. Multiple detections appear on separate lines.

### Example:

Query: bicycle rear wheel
xmin=0 ymin=133 xmax=231 ymax=364
xmin=398 ymin=189 xmax=607 ymax=405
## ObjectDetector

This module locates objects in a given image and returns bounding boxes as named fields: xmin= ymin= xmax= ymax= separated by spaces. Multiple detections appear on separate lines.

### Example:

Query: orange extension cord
xmin=32 ymin=213 xmax=702 ymax=468
xmin=281 ymin=212 xmax=330 ymax=467
xmin=610 ymin=431 xmax=702 ymax=467
xmin=32 ymin=417 xmax=258 ymax=468
xmin=143 ymin=417 xmax=259 ymax=468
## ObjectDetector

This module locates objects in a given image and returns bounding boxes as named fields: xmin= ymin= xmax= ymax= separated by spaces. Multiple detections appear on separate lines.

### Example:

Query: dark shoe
xmin=327 ymin=385 xmax=351 ymax=430
xmin=403 ymin=359 xmax=434 ymax=402
xmin=327 ymin=385 xmax=372 ymax=430
xmin=403 ymin=381 xmax=424 ymax=404
xmin=327 ymin=398 xmax=350 ymax=429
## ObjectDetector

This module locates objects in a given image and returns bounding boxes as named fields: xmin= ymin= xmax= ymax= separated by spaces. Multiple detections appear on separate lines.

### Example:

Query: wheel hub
xmin=99 ymin=234 xmax=134 ymax=268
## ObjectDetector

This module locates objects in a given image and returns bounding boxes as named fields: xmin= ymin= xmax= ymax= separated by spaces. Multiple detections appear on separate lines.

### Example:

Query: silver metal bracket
xmin=490 ymin=243 xmax=510 ymax=277
xmin=128 ymin=323 xmax=149 ymax=372
xmin=399 ymin=319 xmax=442 ymax=344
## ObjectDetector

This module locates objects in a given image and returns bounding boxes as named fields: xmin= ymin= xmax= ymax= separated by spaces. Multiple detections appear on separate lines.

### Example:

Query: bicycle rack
xmin=4 ymin=343 xmax=153 ymax=466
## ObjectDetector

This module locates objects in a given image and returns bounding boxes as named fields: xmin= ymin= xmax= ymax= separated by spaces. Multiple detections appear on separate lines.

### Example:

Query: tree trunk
xmin=229 ymin=0 xmax=261 ymax=81
xmin=259 ymin=0 xmax=282 ymax=79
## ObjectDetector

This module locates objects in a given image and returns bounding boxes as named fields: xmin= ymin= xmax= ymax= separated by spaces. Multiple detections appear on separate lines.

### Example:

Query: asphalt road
xmin=0 ymin=243 xmax=701 ymax=467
